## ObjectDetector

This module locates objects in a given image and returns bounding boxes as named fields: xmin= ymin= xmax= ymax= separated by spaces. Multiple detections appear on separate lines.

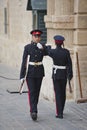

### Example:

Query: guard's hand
xmin=20 ymin=78 xmax=25 ymax=83
xmin=37 ymin=43 xmax=43 ymax=49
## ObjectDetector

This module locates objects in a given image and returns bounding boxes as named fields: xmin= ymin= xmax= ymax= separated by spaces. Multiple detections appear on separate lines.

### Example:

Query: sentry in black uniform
xmin=20 ymin=29 xmax=47 ymax=121
xmin=46 ymin=35 xmax=73 ymax=119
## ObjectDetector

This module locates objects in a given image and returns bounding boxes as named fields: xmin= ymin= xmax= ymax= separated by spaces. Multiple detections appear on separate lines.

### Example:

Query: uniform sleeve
xmin=42 ymin=45 xmax=50 ymax=56
xmin=20 ymin=46 xmax=28 ymax=79
xmin=66 ymin=51 xmax=73 ymax=80
xmin=44 ymin=45 xmax=55 ymax=58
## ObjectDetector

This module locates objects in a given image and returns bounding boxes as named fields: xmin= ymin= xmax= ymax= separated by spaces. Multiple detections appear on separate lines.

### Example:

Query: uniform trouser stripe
xmin=26 ymin=77 xmax=43 ymax=113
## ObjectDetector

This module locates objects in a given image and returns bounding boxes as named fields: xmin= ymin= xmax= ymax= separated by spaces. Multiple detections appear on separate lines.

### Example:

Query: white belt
xmin=29 ymin=62 xmax=43 ymax=66
xmin=53 ymin=65 xmax=66 ymax=74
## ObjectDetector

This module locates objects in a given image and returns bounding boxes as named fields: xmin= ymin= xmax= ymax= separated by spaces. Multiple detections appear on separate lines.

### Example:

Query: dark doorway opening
xmin=27 ymin=0 xmax=47 ymax=43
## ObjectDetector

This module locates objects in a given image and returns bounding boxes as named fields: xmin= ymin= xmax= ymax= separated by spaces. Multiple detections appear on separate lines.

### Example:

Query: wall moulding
xmin=44 ymin=15 xmax=74 ymax=29
xmin=44 ymin=15 xmax=74 ymax=23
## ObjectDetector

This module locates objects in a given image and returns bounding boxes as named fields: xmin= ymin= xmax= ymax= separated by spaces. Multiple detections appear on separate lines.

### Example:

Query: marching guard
xmin=20 ymin=29 xmax=48 ymax=121
xmin=46 ymin=35 xmax=73 ymax=119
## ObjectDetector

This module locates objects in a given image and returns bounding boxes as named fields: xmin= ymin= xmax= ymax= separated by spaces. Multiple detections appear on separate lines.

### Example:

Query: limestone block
xmin=44 ymin=15 xmax=52 ymax=23
xmin=45 ymin=15 xmax=74 ymax=29
xmin=74 ymin=76 xmax=87 ymax=99
xmin=74 ymin=69 xmax=87 ymax=99
xmin=52 ymin=15 xmax=74 ymax=29
xmin=74 ymin=31 xmax=87 ymax=45
xmin=52 ymin=15 xmax=74 ymax=23
xmin=74 ymin=15 xmax=87 ymax=29
xmin=47 ymin=0 xmax=55 ymax=15
xmin=55 ymin=0 xmax=74 ymax=15
xmin=82 ymin=77 xmax=87 ymax=98
xmin=74 ymin=0 xmax=87 ymax=13
xmin=52 ymin=22 xmax=73 ymax=29
xmin=74 ymin=47 xmax=87 ymax=76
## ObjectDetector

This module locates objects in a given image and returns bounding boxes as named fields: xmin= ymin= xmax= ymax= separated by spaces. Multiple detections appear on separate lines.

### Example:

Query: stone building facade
xmin=0 ymin=0 xmax=87 ymax=101
xmin=0 ymin=0 xmax=32 ymax=67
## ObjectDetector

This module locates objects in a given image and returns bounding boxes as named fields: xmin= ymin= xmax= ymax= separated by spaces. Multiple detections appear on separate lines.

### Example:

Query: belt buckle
xmin=34 ymin=62 xmax=38 ymax=66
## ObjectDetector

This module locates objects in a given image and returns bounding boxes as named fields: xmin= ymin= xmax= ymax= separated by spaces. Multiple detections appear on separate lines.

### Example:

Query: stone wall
xmin=0 ymin=0 xmax=32 ymax=68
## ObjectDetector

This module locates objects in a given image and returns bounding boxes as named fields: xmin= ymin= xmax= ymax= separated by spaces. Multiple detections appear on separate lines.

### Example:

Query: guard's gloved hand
xmin=20 ymin=78 xmax=25 ymax=83
xmin=37 ymin=43 xmax=43 ymax=49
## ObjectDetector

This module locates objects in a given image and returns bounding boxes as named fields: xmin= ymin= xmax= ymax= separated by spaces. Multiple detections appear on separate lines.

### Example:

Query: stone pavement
xmin=0 ymin=63 xmax=87 ymax=130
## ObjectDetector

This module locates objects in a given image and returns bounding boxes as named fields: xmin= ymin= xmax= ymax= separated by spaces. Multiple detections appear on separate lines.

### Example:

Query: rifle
xmin=19 ymin=79 xmax=25 ymax=94
xmin=19 ymin=55 xmax=30 ymax=94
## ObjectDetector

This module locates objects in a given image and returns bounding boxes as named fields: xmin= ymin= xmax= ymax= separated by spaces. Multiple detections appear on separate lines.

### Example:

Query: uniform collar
xmin=31 ymin=41 xmax=37 ymax=45
xmin=56 ymin=45 xmax=62 ymax=48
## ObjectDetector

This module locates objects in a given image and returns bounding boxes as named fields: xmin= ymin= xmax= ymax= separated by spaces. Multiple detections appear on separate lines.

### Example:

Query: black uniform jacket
xmin=47 ymin=46 xmax=73 ymax=80
xmin=20 ymin=42 xmax=48 ymax=79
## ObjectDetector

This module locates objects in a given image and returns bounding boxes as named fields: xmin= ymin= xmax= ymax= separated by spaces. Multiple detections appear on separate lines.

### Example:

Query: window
xmin=4 ymin=8 xmax=8 ymax=34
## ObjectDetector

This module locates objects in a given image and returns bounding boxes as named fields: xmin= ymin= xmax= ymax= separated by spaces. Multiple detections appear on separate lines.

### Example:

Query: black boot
xmin=56 ymin=114 xmax=63 ymax=119
xmin=30 ymin=112 xmax=37 ymax=121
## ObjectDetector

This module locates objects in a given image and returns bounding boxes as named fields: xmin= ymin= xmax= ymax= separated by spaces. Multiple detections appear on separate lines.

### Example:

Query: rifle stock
xmin=19 ymin=80 xmax=25 ymax=94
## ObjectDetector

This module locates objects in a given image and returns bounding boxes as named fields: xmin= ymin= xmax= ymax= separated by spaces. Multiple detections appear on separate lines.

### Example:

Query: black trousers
xmin=26 ymin=77 xmax=43 ymax=113
xmin=53 ymin=78 xmax=67 ymax=115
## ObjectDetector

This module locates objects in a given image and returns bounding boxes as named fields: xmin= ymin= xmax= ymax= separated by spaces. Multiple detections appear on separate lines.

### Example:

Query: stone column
xmin=45 ymin=0 xmax=74 ymax=47
xmin=44 ymin=0 xmax=55 ymax=43
xmin=43 ymin=0 xmax=74 ymax=100
xmin=47 ymin=0 xmax=55 ymax=15
xmin=53 ymin=0 xmax=74 ymax=99
xmin=73 ymin=0 xmax=87 ymax=100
